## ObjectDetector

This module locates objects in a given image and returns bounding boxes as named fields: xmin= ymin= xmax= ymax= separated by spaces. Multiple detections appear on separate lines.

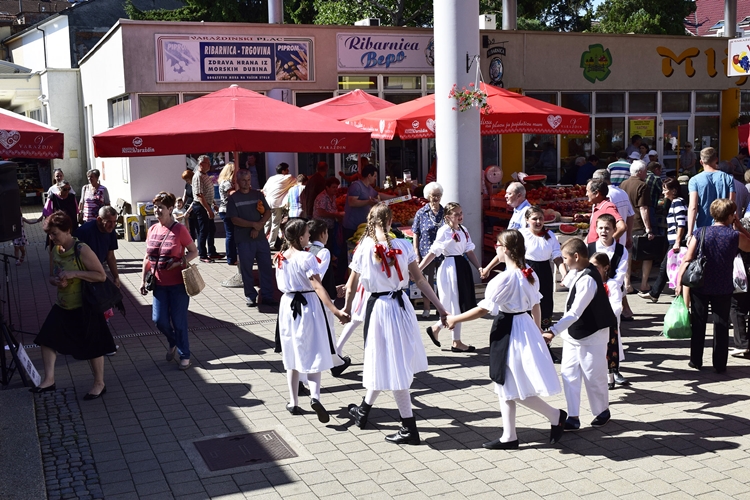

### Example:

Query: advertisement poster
xmin=337 ymin=33 xmax=434 ymax=72
xmin=728 ymin=36 xmax=750 ymax=77
xmin=629 ymin=118 xmax=655 ymax=137
xmin=156 ymin=34 xmax=313 ymax=83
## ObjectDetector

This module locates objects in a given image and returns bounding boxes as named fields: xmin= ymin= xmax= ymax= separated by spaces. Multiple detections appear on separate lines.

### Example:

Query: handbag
xmin=733 ymin=253 xmax=748 ymax=294
xmin=681 ymin=227 xmax=706 ymax=289
xmin=74 ymin=242 xmax=125 ymax=315
xmin=144 ymin=222 xmax=176 ymax=293
xmin=182 ymin=263 xmax=205 ymax=296
xmin=633 ymin=233 xmax=667 ymax=261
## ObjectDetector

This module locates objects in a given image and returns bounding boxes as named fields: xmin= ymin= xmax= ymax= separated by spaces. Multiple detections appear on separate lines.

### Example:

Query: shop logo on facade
xmin=319 ymin=138 xmax=347 ymax=151
xmin=0 ymin=130 xmax=20 ymax=149
xmin=133 ymin=137 xmax=143 ymax=147
xmin=580 ymin=44 xmax=612 ymax=83
xmin=547 ymin=115 xmax=562 ymax=129
xmin=337 ymin=34 xmax=434 ymax=72
xmin=122 ymin=136 xmax=155 ymax=154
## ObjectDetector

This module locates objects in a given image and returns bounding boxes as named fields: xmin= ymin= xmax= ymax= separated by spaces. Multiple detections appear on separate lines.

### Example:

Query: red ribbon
xmin=521 ymin=267 xmax=534 ymax=279
xmin=603 ymin=282 xmax=610 ymax=296
xmin=452 ymin=231 xmax=460 ymax=243
xmin=374 ymin=244 xmax=404 ymax=280
xmin=275 ymin=252 xmax=286 ymax=269
xmin=304 ymin=247 xmax=322 ymax=263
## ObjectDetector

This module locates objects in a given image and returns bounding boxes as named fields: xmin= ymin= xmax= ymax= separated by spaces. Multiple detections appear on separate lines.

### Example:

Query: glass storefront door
xmin=661 ymin=117 xmax=691 ymax=175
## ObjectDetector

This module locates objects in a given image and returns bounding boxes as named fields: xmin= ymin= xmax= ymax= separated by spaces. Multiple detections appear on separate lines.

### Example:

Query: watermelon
xmin=543 ymin=213 xmax=556 ymax=223
xmin=559 ymin=224 xmax=578 ymax=235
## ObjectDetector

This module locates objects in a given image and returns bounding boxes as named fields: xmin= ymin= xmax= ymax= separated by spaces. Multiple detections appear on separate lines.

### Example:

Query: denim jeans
xmin=219 ymin=212 xmax=237 ymax=265
xmin=237 ymin=238 xmax=274 ymax=301
xmin=153 ymin=284 xmax=191 ymax=359
xmin=195 ymin=205 xmax=216 ymax=258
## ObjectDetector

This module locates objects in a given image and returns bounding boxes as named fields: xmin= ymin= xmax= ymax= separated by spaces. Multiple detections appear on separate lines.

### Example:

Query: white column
xmin=434 ymin=0 xmax=482 ymax=261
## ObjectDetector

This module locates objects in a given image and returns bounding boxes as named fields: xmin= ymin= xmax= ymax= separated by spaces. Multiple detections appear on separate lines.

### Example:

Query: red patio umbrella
xmin=92 ymin=85 xmax=372 ymax=157
xmin=345 ymin=83 xmax=589 ymax=140
xmin=302 ymin=89 xmax=395 ymax=121
xmin=0 ymin=108 xmax=64 ymax=159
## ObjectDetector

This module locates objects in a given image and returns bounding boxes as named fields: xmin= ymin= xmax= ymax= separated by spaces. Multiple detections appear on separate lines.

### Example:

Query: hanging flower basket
xmin=449 ymin=83 xmax=492 ymax=114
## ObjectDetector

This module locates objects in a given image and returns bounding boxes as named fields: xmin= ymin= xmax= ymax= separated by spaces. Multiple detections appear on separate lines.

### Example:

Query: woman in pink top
xmin=140 ymin=192 xmax=198 ymax=370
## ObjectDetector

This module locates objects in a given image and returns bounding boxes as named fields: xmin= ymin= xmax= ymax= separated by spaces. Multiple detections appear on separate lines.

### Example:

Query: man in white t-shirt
xmin=261 ymin=162 xmax=296 ymax=249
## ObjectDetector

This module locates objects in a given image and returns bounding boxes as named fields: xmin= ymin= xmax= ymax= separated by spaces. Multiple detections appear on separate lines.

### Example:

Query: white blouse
xmin=350 ymin=237 xmax=416 ymax=293
xmin=276 ymin=251 xmax=321 ymax=293
xmin=309 ymin=241 xmax=331 ymax=274
xmin=521 ymin=228 xmax=562 ymax=262
xmin=428 ymin=224 xmax=476 ymax=258
xmin=592 ymin=240 xmax=629 ymax=288
xmin=477 ymin=268 xmax=542 ymax=316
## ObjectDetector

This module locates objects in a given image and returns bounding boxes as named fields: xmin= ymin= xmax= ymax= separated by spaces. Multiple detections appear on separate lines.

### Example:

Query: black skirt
xmin=35 ymin=305 xmax=116 ymax=360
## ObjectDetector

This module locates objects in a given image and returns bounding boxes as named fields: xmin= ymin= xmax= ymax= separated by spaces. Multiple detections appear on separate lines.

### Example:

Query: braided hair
xmin=499 ymin=229 xmax=535 ymax=285
xmin=366 ymin=203 xmax=396 ymax=260
xmin=282 ymin=219 xmax=308 ymax=252
xmin=443 ymin=201 xmax=468 ymax=240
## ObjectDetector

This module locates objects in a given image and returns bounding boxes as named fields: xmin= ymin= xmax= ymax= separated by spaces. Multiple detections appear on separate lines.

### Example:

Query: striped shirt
xmin=607 ymin=160 xmax=631 ymax=187
xmin=666 ymin=197 xmax=687 ymax=245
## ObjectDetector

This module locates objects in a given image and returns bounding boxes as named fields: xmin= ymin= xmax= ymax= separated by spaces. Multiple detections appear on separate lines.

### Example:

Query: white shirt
xmin=593 ymin=240 xmax=629 ymax=288
xmin=47 ymin=185 xmax=75 ymax=196
xmin=262 ymin=173 xmax=296 ymax=209
xmin=310 ymin=241 xmax=331 ymax=274
xmin=521 ymin=228 xmax=562 ymax=262
xmin=607 ymin=185 xmax=634 ymax=246
xmin=275 ymin=251 xmax=322 ymax=293
xmin=428 ymin=224 xmax=476 ymax=257
xmin=606 ymin=278 xmax=623 ymax=320
xmin=477 ymin=267 xmax=542 ymax=315
xmin=350 ymin=237 xmax=416 ymax=293
xmin=550 ymin=270 xmax=608 ymax=345
xmin=508 ymin=199 xmax=531 ymax=230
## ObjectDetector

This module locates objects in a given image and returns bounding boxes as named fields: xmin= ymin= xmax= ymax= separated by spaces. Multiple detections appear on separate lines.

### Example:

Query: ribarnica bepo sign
xmin=337 ymin=34 xmax=435 ymax=72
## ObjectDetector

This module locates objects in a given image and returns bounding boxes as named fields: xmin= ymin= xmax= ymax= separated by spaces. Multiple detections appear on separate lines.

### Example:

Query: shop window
xmin=108 ymin=95 xmax=131 ymax=128
xmin=28 ymin=108 xmax=45 ymax=124
xmin=138 ymin=94 xmax=178 ymax=118
xmin=384 ymin=76 xmax=421 ymax=90
xmin=561 ymin=93 xmax=591 ymax=114
xmin=295 ymin=92 xmax=334 ymax=107
xmin=426 ymin=76 xmax=435 ymax=92
xmin=661 ymin=92 xmax=691 ymax=113
xmin=385 ymin=135 xmax=420 ymax=184
xmin=627 ymin=116 xmax=656 ymax=151
xmin=183 ymin=93 xmax=208 ymax=103
xmin=694 ymin=115 xmax=720 ymax=151
xmin=524 ymin=134 xmax=558 ymax=182
xmin=629 ymin=92 xmax=657 ymax=113
xmin=695 ymin=92 xmax=720 ymax=113
xmin=338 ymin=75 xmax=377 ymax=90
xmin=385 ymin=94 xmax=420 ymax=105
xmin=482 ymin=135 xmax=499 ymax=169
xmin=594 ymin=117 xmax=625 ymax=162
xmin=526 ymin=93 xmax=557 ymax=105
xmin=742 ymin=91 xmax=750 ymax=113
xmin=595 ymin=93 xmax=624 ymax=113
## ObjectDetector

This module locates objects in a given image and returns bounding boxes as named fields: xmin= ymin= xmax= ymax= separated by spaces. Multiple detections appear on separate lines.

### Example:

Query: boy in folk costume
xmin=546 ymin=238 xmax=617 ymax=431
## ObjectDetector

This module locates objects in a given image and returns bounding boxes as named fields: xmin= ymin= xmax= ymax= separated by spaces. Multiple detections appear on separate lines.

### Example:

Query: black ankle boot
xmin=348 ymin=398 xmax=372 ymax=429
xmin=385 ymin=417 xmax=420 ymax=445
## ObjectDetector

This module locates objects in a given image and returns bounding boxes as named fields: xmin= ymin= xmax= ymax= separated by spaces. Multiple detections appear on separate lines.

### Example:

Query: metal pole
xmin=268 ymin=0 xmax=283 ymax=24
xmin=502 ymin=0 xmax=517 ymax=30
xmin=725 ymin=0 xmax=737 ymax=38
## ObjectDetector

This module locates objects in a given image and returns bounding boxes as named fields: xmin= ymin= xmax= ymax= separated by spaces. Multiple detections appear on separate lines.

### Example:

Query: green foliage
xmin=593 ymin=0 xmax=697 ymax=35
xmin=124 ymin=0 xmax=268 ymax=23
xmin=285 ymin=0 xmax=317 ymax=25
xmin=312 ymin=0 xmax=432 ymax=27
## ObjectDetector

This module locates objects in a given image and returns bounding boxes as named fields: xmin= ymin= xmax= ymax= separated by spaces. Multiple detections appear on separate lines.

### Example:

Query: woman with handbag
xmin=140 ymin=192 xmax=199 ymax=370
xmin=43 ymin=180 xmax=79 ymax=247
xmin=79 ymin=169 xmax=110 ymax=223
xmin=32 ymin=211 xmax=116 ymax=400
xmin=676 ymin=199 xmax=750 ymax=373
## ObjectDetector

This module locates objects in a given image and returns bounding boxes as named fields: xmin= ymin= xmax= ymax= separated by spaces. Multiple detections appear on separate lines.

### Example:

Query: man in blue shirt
xmin=687 ymin=147 xmax=736 ymax=236
xmin=506 ymin=182 xmax=530 ymax=230
xmin=74 ymin=205 xmax=120 ymax=287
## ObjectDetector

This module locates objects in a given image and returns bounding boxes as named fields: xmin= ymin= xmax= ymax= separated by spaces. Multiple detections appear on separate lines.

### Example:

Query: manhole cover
xmin=193 ymin=430 xmax=297 ymax=471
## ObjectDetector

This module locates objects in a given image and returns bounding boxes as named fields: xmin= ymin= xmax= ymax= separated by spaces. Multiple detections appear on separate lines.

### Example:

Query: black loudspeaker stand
xmin=0 ymin=161 xmax=22 ymax=243
xmin=0 ymin=252 xmax=28 ymax=387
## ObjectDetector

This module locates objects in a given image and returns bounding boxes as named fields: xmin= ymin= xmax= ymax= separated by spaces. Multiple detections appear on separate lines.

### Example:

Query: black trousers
xmin=194 ymin=206 xmax=216 ymax=258
xmin=650 ymin=249 xmax=671 ymax=299
xmin=731 ymin=292 xmax=750 ymax=350
xmin=690 ymin=292 xmax=731 ymax=371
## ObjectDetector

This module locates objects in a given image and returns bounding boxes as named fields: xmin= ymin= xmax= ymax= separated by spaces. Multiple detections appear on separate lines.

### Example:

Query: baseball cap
xmin=628 ymin=151 xmax=642 ymax=160
xmin=648 ymin=150 xmax=658 ymax=156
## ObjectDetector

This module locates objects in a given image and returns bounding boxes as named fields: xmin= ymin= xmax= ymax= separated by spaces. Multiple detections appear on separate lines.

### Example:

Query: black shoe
xmin=261 ymin=298 xmax=279 ymax=307
xmin=348 ymin=398 xmax=372 ymax=429
xmin=621 ymin=315 xmax=635 ymax=322
xmin=298 ymin=382 xmax=310 ymax=397
xmin=564 ymin=417 xmax=581 ymax=431
xmin=311 ymin=398 xmax=330 ymax=424
xmin=591 ymin=409 xmax=611 ymax=427
xmin=550 ymin=409 xmax=567 ymax=444
xmin=246 ymin=297 xmax=257 ymax=307
xmin=613 ymin=370 xmax=631 ymax=386
xmin=426 ymin=327 xmax=441 ymax=348
xmin=451 ymin=345 xmax=476 ymax=353
xmin=482 ymin=438 xmax=519 ymax=450
xmin=83 ymin=386 xmax=107 ymax=401
xmin=29 ymin=384 xmax=56 ymax=394
xmin=199 ymin=258 xmax=214 ymax=264
xmin=330 ymin=356 xmax=351 ymax=378
xmin=608 ymin=382 xmax=616 ymax=390
xmin=688 ymin=361 xmax=702 ymax=370
xmin=385 ymin=417 xmax=420 ymax=445
xmin=286 ymin=404 xmax=302 ymax=415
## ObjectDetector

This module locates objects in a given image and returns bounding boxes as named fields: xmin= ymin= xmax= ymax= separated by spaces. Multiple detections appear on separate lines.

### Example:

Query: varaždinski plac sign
xmin=337 ymin=34 xmax=434 ymax=72
xmin=121 ymin=137 xmax=155 ymax=155
xmin=480 ymin=115 xmax=589 ymax=135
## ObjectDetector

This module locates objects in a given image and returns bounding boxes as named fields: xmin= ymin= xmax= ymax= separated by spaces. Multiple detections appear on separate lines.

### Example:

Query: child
xmin=591 ymin=253 xmax=626 ymax=390
xmin=173 ymin=197 xmax=187 ymax=224
xmin=13 ymin=212 xmax=43 ymax=265
xmin=418 ymin=202 xmax=481 ymax=352
xmin=344 ymin=203 xmax=447 ymax=445
xmin=447 ymin=230 xmax=566 ymax=449
xmin=286 ymin=174 xmax=307 ymax=218
xmin=275 ymin=219 xmax=349 ymax=423
xmin=546 ymin=238 xmax=616 ymax=431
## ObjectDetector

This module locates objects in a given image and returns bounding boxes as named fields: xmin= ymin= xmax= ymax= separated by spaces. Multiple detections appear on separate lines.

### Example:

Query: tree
xmin=125 ymin=0 xmax=268 ymax=23
xmin=593 ymin=0 xmax=696 ymax=36
xmin=313 ymin=0 xmax=432 ymax=27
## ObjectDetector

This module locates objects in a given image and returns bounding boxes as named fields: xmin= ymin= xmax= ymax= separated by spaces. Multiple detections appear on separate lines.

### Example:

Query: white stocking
xmin=307 ymin=372 xmax=321 ymax=400
xmin=336 ymin=320 xmax=362 ymax=355
xmin=499 ymin=398 xmax=517 ymax=443
xmin=287 ymin=370 xmax=299 ymax=406
xmin=518 ymin=396 xmax=559 ymax=423
xmin=365 ymin=389 xmax=381 ymax=405
xmin=393 ymin=389 xmax=413 ymax=418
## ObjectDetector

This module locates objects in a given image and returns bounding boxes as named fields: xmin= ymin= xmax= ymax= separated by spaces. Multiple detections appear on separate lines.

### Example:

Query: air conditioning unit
xmin=354 ymin=18 xmax=380 ymax=27
xmin=479 ymin=14 xmax=497 ymax=30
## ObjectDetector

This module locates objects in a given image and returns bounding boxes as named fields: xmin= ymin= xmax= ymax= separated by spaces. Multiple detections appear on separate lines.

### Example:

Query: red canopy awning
xmin=302 ymin=89 xmax=395 ymax=121
xmin=93 ymin=85 xmax=372 ymax=157
xmin=0 ymin=108 xmax=64 ymax=159
xmin=345 ymin=83 xmax=590 ymax=140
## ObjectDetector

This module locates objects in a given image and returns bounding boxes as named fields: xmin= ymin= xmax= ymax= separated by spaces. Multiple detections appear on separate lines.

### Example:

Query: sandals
xmin=179 ymin=359 xmax=192 ymax=370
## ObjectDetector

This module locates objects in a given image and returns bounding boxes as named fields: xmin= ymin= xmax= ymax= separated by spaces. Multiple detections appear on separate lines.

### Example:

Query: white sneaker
xmin=730 ymin=348 xmax=748 ymax=358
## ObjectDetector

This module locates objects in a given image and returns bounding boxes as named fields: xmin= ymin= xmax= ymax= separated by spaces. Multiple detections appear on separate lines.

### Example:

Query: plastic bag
xmin=733 ymin=253 xmax=748 ymax=294
xmin=663 ymin=295 xmax=692 ymax=339
xmin=667 ymin=247 xmax=688 ymax=289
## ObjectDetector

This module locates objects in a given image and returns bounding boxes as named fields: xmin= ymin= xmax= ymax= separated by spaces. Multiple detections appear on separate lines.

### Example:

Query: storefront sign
xmin=580 ymin=44 xmax=612 ymax=83
xmin=337 ymin=34 xmax=434 ymax=72
xmin=486 ymin=45 xmax=506 ymax=87
xmin=629 ymin=118 xmax=655 ymax=137
xmin=728 ymin=36 xmax=750 ymax=77
xmin=155 ymin=34 xmax=314 ymax=83
xmin=657 ymin=46 xmax=748 ymax=85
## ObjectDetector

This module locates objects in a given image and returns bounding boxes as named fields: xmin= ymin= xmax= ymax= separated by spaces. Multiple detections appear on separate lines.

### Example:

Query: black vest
xmin=566 ymin=264 xmax=617 ymax=340
xmin=587 ymin=242 xmax=624 ymax=281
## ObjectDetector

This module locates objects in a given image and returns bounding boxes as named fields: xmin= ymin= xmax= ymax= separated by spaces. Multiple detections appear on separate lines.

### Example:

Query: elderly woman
xmin=79 ymin=169 xmax=110 ymax=223
xmin=411 ymin=182 xmax=444 ymax=319
xmin=676 ymin=199 xmax=750 ymax=373
xmin=44 ymin=180 xmax=79 ymax=247
xmin=140 ymin=192 xmax=199 ymax=370
xmin=218 ymin=162 xmax=238 ymax=265
xmin=32 ymin=211 xmax=115 ymax=400
xmin=47 ymin=168 xmax=75 ymax=197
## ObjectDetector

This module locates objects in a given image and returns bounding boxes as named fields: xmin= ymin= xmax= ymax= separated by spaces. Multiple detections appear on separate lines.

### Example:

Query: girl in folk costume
xmin=344 ymin=203 xmax=447 ymax=445
xmin=447 ymin=230 xmax=566 ymax=449
xmin=275 ymin=219 xmax=349 ymax=423
xmin=418 ymin=202 xmax=481 ymax=352
xmin=591 ymin=253 xmax=626 ymax=390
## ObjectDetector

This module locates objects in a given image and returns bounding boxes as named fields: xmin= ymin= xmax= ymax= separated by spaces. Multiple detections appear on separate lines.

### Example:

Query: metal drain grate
xmin=193 ymin=430 xmax=298 ymax=471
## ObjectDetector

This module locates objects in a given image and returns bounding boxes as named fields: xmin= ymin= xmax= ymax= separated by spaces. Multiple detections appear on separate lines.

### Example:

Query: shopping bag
xmin=733 ymin=253 xmax=748 ymax=294
xmin=662 ymin=295 xmax=692 ymax=339
xmin=666 ymin=247 xmax=688 ymax=288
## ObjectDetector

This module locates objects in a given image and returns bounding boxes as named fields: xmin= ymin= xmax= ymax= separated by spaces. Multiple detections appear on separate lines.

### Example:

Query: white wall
xmin=8 ymin=16 xmax=72 ymax=71
xmin=43 ymin=69 xmax=85 ymax=190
